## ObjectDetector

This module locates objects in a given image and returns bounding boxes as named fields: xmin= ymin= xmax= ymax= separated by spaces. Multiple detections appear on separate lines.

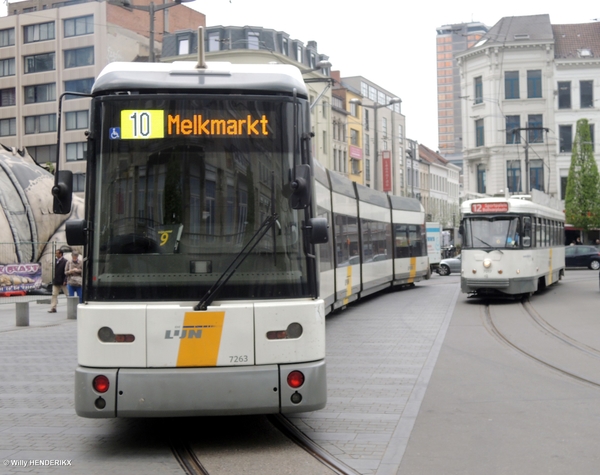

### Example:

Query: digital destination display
xmin=471 ymin=202 xmax=509 ymax=213
xmin=117 ymin=110 xmax=270 ymax=140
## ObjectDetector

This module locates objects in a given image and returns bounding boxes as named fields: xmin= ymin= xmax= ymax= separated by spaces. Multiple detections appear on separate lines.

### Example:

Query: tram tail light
xmin=287 ymin=371 xmax=305 ymax=389
xmin=93 ymin=375 xmax=110 ymax=393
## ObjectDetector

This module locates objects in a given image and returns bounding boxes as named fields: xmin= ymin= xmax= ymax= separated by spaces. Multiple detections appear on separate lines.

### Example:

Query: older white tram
xmin=460 ymin=196 xmax=565 ymax=297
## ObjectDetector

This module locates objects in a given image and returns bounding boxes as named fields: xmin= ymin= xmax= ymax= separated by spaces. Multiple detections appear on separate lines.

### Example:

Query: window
xmin=247 ymin=32 xmax=259 ymax=50
xmin=28 ymin=144 xmax=57 ymax=163
xmin=529 ymin=159 xmax=544 ymax=192
xmin=477 ymin=164 xmax=486 ymax=194
xmin=66 ymin=142 xmax=87 ymax=161
xmin=65 ymin=110 xmax=89 ymax=130
xmin=528 ymin=115 xmax=543 ymax=143
xmin=0 ymin=88 xmax=15 ymax=107
xmin=296 ymin=44 xmax=302 ymax=62
xmin=322 ymin=130 xmax=327 ymax=153
xmin=322 ymin=101 xmax=327 ymax=119
xmin=73 ymin=173 xmax=86 ymax=192
xmin=382 ymin=117 xmax=388 ymax=138
xmin=365 ymin=159 xmax=370 ymax=181
xmin=24 ymin=83 xmax=55 ymax=104
xmin=0 ymin=58 xmax=14 ymax=77
xmin=177 ymin=37 xmax=189 ymax=55
xmin=208 ymin=32 xmax=220 ymax=52
xmin=560 ymin=175 xmax=568 ymax=200
xmin=0 ymin=118 xmax=16 ymax=136
xmin=474 ymin=76 xmax=483 ymax=104
xmin=580 ymin=80 xmax=593 ymax=108
xmin=64 ymin=47 xmax=93 ymax=68
xmin=351 ymin=158 xmax=360 ymax=175
xmin=23 ymin=21 xmax=55 ymax=43
xmin=282 ymin=37 xmax=288 ymax=56
xmin=590 ymin=124 xmax=595 ymax=151
xmin=64 ymin=78 xmax=94 ymax=99
xmin=364 ymin=109 xmax=369 ymax=130
xmin=506 ymin=115 xmax=520 ymax=144
xmin=559 ymin=125 xmax=572 ymax=153
xmin=558 ymin=81 xmax=571 ymax=109
xmin=350 ymin=101 xmax=358 ymax=117
xmin=24 ymin=52 xmax=55 ymax=74
xmin=527 ymin=70 xmax=542 ymax=98
xmin=25 ymin=113 xmax=56 ymax=134
xmin=398 ymin=124 xmax=403 ymax=141
xmin=64 ymin=15 xmax=93 ymax=37
xmin=505 ymin=71 xmax=519 ymax=99
xmin=365 ymin=134 xmax=370 ymax=156
xmin=475 ymin=118 xmax=484 ymax=146
xmin=507 ymin=160 xmax=521 ymax=192
xmin=350 ymin=129 xmax=359 ymax=146
xmin=0 ymin=28 xmax=15 ymax=47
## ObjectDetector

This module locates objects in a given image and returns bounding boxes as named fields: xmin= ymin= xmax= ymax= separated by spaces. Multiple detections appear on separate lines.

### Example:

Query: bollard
xmin=16 ymin=302 xmax=29 ymax=326
xmin=67 ymin=296 xmax=79 ymax=320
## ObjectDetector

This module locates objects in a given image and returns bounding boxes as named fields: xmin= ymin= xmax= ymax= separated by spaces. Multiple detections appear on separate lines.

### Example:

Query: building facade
xmin=458 ymin=14 xmax=600 ymax=206
xmin=436 ymin=21 xmax=489 ymax=167
xmin=0 ymin=0 xmax=205 ymax=194
xmin=341 ymin=76 xmax=405 ymax=194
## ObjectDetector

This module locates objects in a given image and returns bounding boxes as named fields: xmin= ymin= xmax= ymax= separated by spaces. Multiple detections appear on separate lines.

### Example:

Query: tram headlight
xmin=483 ymin=258 xmax=492 ymax=268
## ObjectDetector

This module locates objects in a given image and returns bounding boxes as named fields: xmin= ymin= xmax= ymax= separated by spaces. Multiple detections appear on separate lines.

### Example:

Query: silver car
xmin=436 ymin=254 xmax=461 ymax=276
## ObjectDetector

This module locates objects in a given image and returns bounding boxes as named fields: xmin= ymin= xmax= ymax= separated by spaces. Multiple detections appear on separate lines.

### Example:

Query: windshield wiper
xmin=475 ymin=236 xmax=493 ymax=248
xmin=195 ymin=173 xmax=278 ymax=311
xmin=194 ymin=211 xmax=279 ymax=311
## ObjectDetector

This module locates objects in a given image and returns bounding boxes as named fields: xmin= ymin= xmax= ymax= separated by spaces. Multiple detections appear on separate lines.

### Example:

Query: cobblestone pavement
xmin=0 ymin=279 xmax=460 ymax=475
xmin=289 ymin=279 xmax=459 ymax=475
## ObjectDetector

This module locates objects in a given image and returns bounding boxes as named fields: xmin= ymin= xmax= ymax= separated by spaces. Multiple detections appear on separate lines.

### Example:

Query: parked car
xmin=436 ymin=254 xmax=461 ymax=276
xmin=565 ymin=245 xmax=600 ymax=270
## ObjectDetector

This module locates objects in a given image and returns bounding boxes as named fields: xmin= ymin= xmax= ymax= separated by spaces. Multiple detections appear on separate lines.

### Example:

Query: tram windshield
xmin=89 ymin=96 xmax=311 ymax=301
xmin=462 ymin=216 xmax=520 ymax=249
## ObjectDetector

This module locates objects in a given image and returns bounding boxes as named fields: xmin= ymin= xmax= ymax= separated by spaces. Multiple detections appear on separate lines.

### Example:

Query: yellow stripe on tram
xmin=343 ymin=265 xmax=352 ymax=305
xmin=177 ymin=311 xmax=225 ymax=367
xmin=408 ymin=257 xmax=417 ymax=283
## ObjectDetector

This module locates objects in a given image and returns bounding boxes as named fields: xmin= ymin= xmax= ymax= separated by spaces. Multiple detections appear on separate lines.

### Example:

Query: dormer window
xmin=578 ymin=48 xmax=592 ymax=58
xmin=514 ymin=34 xmax=529 ymax=40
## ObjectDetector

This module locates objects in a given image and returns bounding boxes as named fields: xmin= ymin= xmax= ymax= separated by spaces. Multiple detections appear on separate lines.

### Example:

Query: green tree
xmin=565 ymin=118 xmax=600 ymax=231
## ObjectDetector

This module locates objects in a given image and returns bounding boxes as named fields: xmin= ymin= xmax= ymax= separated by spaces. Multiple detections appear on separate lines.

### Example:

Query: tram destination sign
xmin=471 ymin=202 xmax=509 ymax=213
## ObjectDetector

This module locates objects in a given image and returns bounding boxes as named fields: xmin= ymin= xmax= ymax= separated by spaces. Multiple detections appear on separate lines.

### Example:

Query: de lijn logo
xmin=165 ymin=325 xmax=216 ymax=339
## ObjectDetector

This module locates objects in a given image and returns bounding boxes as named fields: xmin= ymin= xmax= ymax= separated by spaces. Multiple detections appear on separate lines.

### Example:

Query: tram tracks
xmin=483 ymin=298 xmax=600 ymax=388
xmin=168 ymin=414 xmax=360 ymax=475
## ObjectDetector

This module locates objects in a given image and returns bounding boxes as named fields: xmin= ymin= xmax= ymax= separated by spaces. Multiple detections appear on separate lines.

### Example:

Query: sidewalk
xmin=0 ymin=294 xmax=71 ymax=331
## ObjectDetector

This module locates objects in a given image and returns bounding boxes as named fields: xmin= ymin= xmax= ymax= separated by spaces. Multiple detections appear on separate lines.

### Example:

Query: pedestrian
xmin=65 ymin=251 xmax=83 ymax=303
xmin=576 ymin=237 xmax=582 ymax=245
xmin=48 ymin=249 xmax=67 ymax=313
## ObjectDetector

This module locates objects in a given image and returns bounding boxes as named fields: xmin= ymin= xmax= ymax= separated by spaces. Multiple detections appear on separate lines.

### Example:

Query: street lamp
xmin=118 ymin=0 xmax=194 ymax=62
xmin=350 ymin=97 xmax=401 ymax=191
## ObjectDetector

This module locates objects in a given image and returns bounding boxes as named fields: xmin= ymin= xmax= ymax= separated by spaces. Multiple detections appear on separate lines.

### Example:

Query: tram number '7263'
xmin=230 ymin=355 xmax=249 ymax=363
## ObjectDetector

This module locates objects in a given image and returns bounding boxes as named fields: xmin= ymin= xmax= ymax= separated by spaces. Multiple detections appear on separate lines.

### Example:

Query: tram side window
xmin=395 ymin=225 xmax=409 ymax=258
xmin=335 ymin=213 xmax=358 ymax=266
xmin=522 ymin=216 xmax=532 ymax=248
xmin=408 ymin=225 xmax=425 ymax=257
xmin=317 ymin=207 xmax=333 ymax=272
xmin=361 ymin=218 xmax=392 ymax=262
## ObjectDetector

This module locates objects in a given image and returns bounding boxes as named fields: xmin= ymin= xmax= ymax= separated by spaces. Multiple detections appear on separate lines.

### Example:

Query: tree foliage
xmin=564 ymin=119 xmax=600 ymax=231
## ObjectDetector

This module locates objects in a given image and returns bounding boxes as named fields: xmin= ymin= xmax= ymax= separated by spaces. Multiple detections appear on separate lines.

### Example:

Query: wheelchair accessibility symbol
xmin=109 ymin=128 xmax=121 ymax=140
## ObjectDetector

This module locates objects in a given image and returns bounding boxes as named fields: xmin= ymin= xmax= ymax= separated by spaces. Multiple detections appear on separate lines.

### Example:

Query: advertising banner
xmin=382 ymin=150 xmax=392 ymax=192
xmin=0 ymin=263 xmax=43 ymax=293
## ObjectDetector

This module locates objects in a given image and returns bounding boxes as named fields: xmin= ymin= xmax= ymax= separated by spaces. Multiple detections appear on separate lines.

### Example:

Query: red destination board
xmin=471 ymin=202 xmax=509 ymax=213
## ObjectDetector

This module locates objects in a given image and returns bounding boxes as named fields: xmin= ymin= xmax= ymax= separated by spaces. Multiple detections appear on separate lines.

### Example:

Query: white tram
xmin=459 ymin=196 xmax=565 ymax=297
xmin=60 ymin=59 xmax=331 ymax=417
xmin=314 ymin=161 xmax=429 ymax=315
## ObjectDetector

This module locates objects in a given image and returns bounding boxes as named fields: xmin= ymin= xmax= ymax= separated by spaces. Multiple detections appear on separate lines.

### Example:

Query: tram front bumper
xmin=75 ymin=360 xmax=326 ymax=418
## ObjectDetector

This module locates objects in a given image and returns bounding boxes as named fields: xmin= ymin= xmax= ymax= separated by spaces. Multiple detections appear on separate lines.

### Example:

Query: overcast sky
xmin=2 ymin=1 xmax=595 ymax=150
xmin=193 ymin=1 xmax=596 ymax=151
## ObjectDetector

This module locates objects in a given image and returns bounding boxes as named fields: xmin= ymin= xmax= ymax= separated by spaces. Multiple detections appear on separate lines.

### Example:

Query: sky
xmin=189 ymin=1 xmax=596 ymax=150
xmin=1 ymin=1 xmax=595 ymax=150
